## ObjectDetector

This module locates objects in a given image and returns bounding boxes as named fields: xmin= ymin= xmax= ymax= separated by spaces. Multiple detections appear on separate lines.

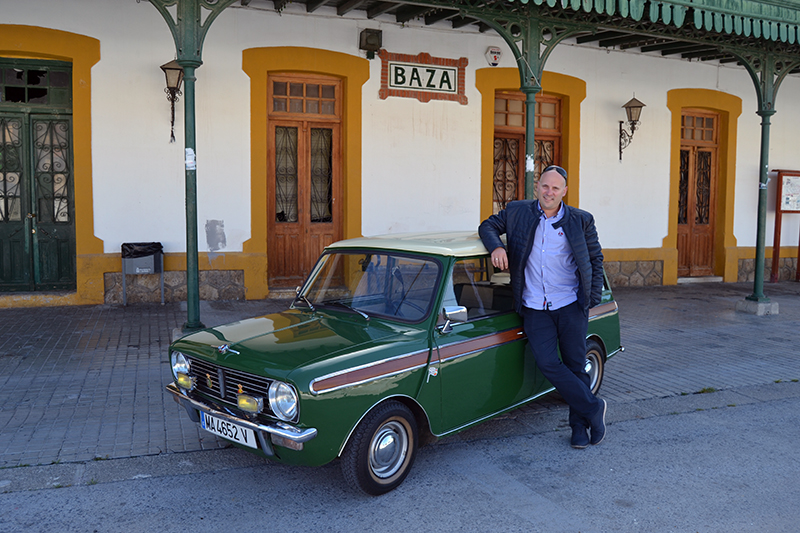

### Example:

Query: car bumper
xmin=166 ymin=382 xmax=318 ymax=456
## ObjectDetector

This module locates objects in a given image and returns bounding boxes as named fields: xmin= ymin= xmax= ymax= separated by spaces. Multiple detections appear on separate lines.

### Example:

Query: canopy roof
xmin=236 ymin=0 xmax=800 ymax=68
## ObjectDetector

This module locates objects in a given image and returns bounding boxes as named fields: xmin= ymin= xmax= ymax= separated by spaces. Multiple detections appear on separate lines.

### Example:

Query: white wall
xmin=5 ymin=0 xmax=800 ymax=255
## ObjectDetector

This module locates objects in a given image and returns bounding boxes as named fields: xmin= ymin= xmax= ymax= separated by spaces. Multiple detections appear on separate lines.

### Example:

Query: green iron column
xmin=148 ymin=0 xmax=237 ymax=331
xmin=521 ymin=84 xmax=540 ymax=199
xmin=747 ymin=108 xmax=775 ymax=302
xmin=179 ymin=61 xmax=204 ymax=330
xmin=468 ymin=16 xmax=576 ymax=200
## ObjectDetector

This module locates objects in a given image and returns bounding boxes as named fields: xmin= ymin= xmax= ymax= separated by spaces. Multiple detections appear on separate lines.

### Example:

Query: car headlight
xmin=171 ymin=352 xmax=190 ymax=377
xmin=268 ymin=381 xmax=298 ymax=421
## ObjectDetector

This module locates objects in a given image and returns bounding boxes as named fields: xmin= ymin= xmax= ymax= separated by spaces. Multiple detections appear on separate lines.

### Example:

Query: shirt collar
xmin=536 ymin=201 xmax=565 ymax=221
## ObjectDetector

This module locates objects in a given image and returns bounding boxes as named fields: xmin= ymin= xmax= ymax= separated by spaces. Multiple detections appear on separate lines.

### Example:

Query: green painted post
xmin=522 ymin=85 xmax=540 ymax=200
xmin=747 ymin=109 xmax=775 ymax=303
xmin=180 ymin=61 xmax=205 ymax=331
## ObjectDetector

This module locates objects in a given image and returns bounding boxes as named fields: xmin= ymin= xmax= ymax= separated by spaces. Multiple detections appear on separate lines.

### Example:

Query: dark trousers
xmin=521 ymin=301 xmax=602 ymax=429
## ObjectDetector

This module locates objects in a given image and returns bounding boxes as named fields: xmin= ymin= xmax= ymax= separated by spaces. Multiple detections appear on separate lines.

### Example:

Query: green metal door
xmin=0 ymin=113 xmax=75 ymax=291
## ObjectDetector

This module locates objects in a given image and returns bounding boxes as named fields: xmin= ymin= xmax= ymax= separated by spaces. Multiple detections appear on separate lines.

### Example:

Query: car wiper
xmin=318 ymin=300 xmax=370 ymax=321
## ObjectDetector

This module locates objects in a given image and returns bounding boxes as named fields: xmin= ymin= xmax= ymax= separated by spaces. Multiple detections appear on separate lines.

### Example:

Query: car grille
xmin=187 ymin=356 xmax=275 ymax=416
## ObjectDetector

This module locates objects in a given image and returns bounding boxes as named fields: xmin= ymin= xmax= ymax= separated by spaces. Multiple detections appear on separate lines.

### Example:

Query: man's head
xmin=537 ymin=165 xmax=568 ymax=215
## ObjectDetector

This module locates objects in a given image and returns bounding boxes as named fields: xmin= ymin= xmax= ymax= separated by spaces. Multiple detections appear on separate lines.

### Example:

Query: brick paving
xmin=1 ymin=282 xmax=799 ymax=468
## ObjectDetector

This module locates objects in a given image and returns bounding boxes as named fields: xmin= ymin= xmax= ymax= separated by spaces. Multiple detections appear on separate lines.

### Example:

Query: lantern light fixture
xmin=619 ymin=96 xmax=646 ymax=160
xmin=160 ymin=60 xmax=185 ymax=143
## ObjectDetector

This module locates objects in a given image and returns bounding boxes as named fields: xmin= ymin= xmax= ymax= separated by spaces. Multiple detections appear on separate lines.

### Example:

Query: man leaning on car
xmin=478 ymin=165 xmax=607 ymax=449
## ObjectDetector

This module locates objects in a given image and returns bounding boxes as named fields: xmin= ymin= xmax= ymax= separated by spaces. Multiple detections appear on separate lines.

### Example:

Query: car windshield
xmin=299 ymin=251 xmax=441 ymax=322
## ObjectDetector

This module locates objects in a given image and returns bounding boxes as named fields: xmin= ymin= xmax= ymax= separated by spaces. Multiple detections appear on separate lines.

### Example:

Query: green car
xmin=167 ymin=232 xmax=622 ymax=495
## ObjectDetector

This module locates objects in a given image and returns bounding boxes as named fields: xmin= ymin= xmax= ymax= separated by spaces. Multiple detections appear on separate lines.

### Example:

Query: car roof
xmin=326 ymin=231 xmax=489 ymax=257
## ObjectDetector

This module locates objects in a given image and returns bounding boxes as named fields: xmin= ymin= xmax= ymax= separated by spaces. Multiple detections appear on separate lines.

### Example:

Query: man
xmin=478 ymin=165 xmax=606 ymax=449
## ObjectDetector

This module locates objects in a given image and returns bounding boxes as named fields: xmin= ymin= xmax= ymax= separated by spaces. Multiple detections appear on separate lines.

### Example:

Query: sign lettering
xmin=389 ymin=63 xmax=457 ymax=94
xmin=379 ymin=50 xmax=468 ymax=105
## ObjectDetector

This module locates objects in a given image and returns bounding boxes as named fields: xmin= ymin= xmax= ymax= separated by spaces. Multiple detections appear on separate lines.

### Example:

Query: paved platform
xmin=1 ymin=282 xmax=799 ymax=468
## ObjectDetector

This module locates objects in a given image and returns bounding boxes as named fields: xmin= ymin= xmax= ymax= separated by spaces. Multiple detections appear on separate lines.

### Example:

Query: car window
xmin=302 ymin=251 xmax=441 ymax=323
xmin=449 ymin=257 xmax=514 ymax=320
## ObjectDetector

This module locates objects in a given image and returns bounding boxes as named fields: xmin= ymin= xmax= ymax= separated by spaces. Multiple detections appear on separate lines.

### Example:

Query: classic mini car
xmin=167 ymin=232 xmax=622 ymax=495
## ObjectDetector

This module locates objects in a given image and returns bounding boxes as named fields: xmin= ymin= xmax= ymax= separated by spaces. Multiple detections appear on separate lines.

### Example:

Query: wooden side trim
xmin=437 ymin=328 xmax=525 ymax=363
xmin=309 ymin=349 xmax=430 ymax=395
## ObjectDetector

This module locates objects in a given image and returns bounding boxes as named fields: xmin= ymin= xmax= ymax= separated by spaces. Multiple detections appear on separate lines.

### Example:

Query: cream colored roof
xmin=326 ymin=231 xmax=490 ymax=257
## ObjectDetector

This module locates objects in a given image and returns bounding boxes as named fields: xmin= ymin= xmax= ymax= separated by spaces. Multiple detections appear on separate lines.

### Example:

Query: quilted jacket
xmin=478 ymin=200 xmax=604 ymax=313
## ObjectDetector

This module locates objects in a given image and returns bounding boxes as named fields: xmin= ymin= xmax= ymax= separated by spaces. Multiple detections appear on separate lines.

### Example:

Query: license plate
xmin=200 ymin=412 xmax=258 ymax=449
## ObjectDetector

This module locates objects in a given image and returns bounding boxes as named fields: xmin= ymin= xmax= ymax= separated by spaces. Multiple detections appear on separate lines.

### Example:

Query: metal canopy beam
xmin=425 ymin=9 xmax=455 ymax=25
xmin=576 ymin=31 xmax=624 ymax=44
xmin=367 ymin=2 xmax=396 ymax=18
xmin=337 ymin=0 xmax=366 ymax=16
xmin=306 ymin=0 xmax=329 ymax=12
xmin=396 ymin=5 xmax=431 ymax=23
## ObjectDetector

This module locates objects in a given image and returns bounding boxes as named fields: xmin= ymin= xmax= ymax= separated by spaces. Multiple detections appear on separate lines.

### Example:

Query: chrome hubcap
xmin=585 ymin=354 xmax=599 ymax=390
xmin=369 ymin=420 xmax=408 ymax=479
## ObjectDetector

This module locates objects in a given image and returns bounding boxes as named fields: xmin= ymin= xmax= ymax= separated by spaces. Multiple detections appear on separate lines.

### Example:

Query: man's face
xmin=537 ymin=170 xmax=568 ymax=213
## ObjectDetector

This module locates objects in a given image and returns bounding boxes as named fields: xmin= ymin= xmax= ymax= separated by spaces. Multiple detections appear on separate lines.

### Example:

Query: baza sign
xmin=379 ymin=50 xmax=468 ymax=105
xmin=388 ymin=62 xmax=457 ymax=94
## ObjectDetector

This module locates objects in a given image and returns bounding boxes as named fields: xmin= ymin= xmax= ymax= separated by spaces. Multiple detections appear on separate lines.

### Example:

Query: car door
xmin=433 ymin=256 xmax=547 ymax=433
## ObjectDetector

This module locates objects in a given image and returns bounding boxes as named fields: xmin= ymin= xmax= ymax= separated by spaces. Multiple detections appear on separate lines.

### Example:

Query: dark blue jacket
xmin=479 ymin=200 xmax=604 ymax=313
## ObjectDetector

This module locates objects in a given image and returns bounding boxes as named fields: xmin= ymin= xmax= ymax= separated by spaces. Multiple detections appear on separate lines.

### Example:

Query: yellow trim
xmin=475 ymin=68 xmax=586 ymax=220
xmin=737 ymin=246 xmax=798 ymax=260
xmin=242 ymin=47 xmax=369 ymax=299
xmin=0 ymin=25 xmax=102 ymax=307
xmin=665 ymin=89 xmax=742 ymax=284
xmin=603 ymin=248 xmax=672 ymax=262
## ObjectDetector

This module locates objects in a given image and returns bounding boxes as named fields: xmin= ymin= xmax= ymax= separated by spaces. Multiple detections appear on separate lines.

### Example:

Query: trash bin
xmin=121 ymin=242 xmax=164 ymax=305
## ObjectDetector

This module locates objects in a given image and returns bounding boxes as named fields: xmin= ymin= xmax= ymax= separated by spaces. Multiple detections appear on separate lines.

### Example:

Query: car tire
xmin=341 ymin=400 xmax=418 ymax=496
xmin=585 ymin=338 xmax=605 ymax=395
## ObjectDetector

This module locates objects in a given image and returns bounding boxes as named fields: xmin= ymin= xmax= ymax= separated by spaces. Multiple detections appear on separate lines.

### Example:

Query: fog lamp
xmin=237 ymin=394 xmax=264 ymax=413
xmin=176 ymin=372 xmax=195 ymax=391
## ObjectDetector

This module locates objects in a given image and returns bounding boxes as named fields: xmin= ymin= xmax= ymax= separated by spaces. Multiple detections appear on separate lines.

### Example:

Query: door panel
xmin=0 ymin=114 xmax=75 ymax=291
xmin=268 ymin=121 xmax=340 ymax=287
xmin=678 ymin=111 xmax=718 ymax=278
xmin=435 ymin=257 xmax=544 ymax=432
xmin=678 ymin=146 xmax=717 ymax=277
xmin=32 ymin=117 xmax=75 ymax=288
xmin=0 ymin=114 xmax=31 ymax=288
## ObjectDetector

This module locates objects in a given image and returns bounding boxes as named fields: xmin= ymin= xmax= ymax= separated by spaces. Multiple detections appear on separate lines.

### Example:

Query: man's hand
xmin=490 ymin=247 xmax=508 ymax=271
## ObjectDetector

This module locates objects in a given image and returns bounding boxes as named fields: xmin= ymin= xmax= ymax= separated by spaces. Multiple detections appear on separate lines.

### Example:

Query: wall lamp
xmin=160 ymin=59 xmax=184 ymax=143
xmin=619 ymin=96 xmax=645 ymax=160
xmin=359 ymin=29 xmax=382 ymax=59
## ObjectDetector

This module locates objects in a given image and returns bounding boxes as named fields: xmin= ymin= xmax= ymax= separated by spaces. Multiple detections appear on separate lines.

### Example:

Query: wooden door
xmin=267 ymin=75 xmax=342 ymax=288
xmin=678 ymin=111 xmax=718 ymax=277
xmin=493 ymin=92 xmax=561 ymax=211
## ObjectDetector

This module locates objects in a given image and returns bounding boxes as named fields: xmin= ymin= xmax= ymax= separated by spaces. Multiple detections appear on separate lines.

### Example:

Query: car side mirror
xmin=440 ymin=306 xmax=468 ymax=334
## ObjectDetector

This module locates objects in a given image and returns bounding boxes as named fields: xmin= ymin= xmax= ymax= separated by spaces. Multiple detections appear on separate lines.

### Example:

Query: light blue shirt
xmin=522 ymin=202 xmax=579 ymax=311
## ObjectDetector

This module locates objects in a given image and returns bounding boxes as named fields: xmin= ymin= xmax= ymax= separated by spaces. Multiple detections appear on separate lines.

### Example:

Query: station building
xmin=2 ymin=0 xmax=800 ymax=307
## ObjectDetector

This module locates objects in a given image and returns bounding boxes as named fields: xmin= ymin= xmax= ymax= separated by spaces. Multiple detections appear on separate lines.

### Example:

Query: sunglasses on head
xmin=542 ymin=165 xmax=568 ymax=180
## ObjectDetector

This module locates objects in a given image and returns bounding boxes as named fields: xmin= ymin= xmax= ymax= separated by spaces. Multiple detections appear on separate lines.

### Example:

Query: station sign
xmin=379 ymin=50 xmax=468 ymax=105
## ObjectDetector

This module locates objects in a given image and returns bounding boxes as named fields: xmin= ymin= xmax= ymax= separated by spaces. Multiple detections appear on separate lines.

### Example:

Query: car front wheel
xmin=341 ymin=400 xmax=418 ymax=496
xmin=585 ymin=338 xmax=605 ymax=395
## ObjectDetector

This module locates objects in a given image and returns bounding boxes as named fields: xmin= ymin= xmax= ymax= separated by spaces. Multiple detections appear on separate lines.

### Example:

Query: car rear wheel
xmin=341 ymin=400 xmax=418 ymax=496
xmin=585 ymin=338 xmax=605 ymax=395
